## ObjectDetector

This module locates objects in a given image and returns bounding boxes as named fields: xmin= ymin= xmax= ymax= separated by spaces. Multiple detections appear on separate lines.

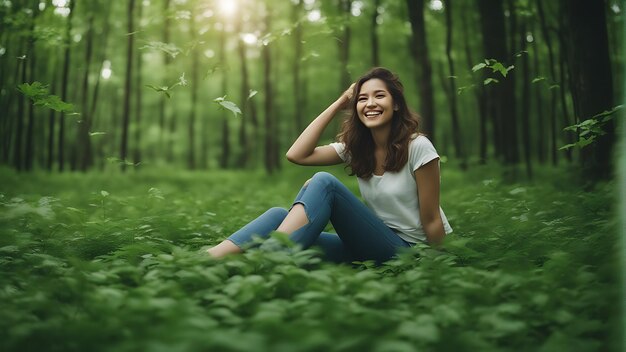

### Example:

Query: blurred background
xmin=0 ymin=0 xmax=623 ymax=179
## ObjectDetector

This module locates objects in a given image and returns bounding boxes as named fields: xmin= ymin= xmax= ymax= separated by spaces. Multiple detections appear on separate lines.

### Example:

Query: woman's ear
xmin=394 ymin=105 xmax=399 ymax=111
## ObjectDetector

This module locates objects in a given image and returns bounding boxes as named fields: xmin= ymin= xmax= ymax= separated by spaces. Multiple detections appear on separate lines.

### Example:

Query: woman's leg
xmin=206 ymin=207 xmax=288 ymax=258
xmin=280 ymin=172 xmax=411 ymax=263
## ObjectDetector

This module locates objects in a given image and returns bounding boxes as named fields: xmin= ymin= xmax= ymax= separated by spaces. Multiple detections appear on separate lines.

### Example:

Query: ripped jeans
xmin=227 ymin=172 xmax=413 ymax=263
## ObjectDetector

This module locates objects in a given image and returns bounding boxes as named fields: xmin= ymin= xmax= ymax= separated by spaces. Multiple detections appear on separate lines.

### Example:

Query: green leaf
xmin=100 ymin=191 xmax=109 ymax=197
xmin=89 ymin=132 xmax=106 ymax=136
xmin=39 ymin=95 xmax=75 ymax=112
xmin=17 ymin=82 xmax=75 ymax=112
xmin=532 ymin=77 xmax=546 ymax=83
xmin=140 ymin=41 xmax=181 ymax=58
xmin=248 ymin=90 xmax=258 ymax=100
xmin=17 ymin=82 xmax=48 ymax=98
xmin=472 ymin=62 xmax=486 ymax=72
xmin=214 ymin=96 xmax=242 ymax=117
xmin=483 ymin=78 xmax=499 ymax=86
xmin=145 ymin=84 xmax=171 ymax=98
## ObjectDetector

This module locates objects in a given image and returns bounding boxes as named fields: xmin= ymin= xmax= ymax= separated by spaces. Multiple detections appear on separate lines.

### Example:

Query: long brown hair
xmin=337 ymin=67 xmax=420 ymax=179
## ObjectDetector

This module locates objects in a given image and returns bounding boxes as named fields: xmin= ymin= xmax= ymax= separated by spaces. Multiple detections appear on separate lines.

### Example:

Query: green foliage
xmin=140 ymin=41 xmax=182 ymax=58
xmin=0 ymin=166 xmax=618 ymax=351
xmin=560 ymin=105 xmax=623 ymax=150
xmin=145 ymin=73 xmax=188 ymax=99
xmin=16 ymin=82 xmax=76 ymax=113
xmin=472 ymin=59 xmax=515 ymax=81
xmin=214 ymin=95 xmax=242 ymax=118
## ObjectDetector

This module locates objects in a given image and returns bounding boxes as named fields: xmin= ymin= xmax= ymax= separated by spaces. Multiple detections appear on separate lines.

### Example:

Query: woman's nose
xmin=366 ymin=97 xmax=376 ymax=107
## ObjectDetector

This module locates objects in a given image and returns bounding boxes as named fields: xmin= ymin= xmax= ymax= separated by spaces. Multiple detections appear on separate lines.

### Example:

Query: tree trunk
xmin=236 ymin=16 xmax=250 ymax=168
xmin=219 ymin=28 xmax=230 ymax=168
xmin=519 ymin=15 xmax=532 ymax=178
xmin=443 ymin=0 xmax=463 ymax=167
xmin=406 ymin=0 xmax=436 ymax=141
xmin=336 ymin=0 xmax=352 ymax=133
xmin=188 ymin=12 xmax=199 ymax=170
xmin=263 ymin=7 xmax=279 ymax=174
xmin=461 ymin=7 xmax=487 ymax=163
xmin=531 ymin=27 xmax=546 ymax=164
xmin=120 ymin=0 xmax=135 ymax=172
xmin=133 ymin=0 xmax=143 ymax=167
xmin=292 ymin=0 xmax=304 ymax=136
xmin=477 ymin=0 xmax=518 ymax=164
xmin=160 ymin=0 xmax=171 ymax=160
xmin=556 ymin=16 xmax=574 ymax=162
xmin=77 ymin=10 xmax=95 ymax=171
xmin=24 ymin=39 xmax=36 ymax=171
xmin=58 ymin=0 xmax=75 ymax=171
xmin=13 ymin=55 xmax=27 ymax=171
xmin=88 ymin=3 xmax=112 ymax=167
xmin=47 ymin=61 xmax=58 ymax=171
xmin=371 ymin=0 xmax=381 ymax=67
xmin=561 ymin=0 xmax=615 ymax=180
xmin=536 ymin=0 xmax=559 ymax=166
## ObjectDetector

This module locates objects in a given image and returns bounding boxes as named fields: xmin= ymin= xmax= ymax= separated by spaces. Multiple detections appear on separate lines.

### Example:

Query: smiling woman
xmin=207 ymin=67 xmax=453 ymax=263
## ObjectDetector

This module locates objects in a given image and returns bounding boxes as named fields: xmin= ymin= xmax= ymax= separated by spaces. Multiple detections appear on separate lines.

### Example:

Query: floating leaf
xmin=17 ymin=82 xmax=75 ymax=112
xmin=145 ymin=84 xmax=171 ymax=98
xmin=248 ymin=90 xmax=258 ymax=100
xmin=214 ymin=95 xmax=242 ymax=117
xmin=140 ymin=41 xmax=181 ymax=58
xmin=532 ymin=77 xmax=546 ymax=83
xmin=100 ymin=191 xmax=109 ymax=197
xmin=484 ymin=78 xmax=499 ymax=86
xmin=472 ymin=62 xmax=486 ymax=72
xmin=89 ymin=132 xmax=106 ymax=136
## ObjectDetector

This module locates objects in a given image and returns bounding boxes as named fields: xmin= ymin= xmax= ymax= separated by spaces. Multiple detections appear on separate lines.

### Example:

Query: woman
xmin=207 ymin=67 xmax=452 ymax=263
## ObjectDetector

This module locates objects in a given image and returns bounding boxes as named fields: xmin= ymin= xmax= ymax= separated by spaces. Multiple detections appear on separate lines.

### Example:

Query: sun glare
xmin=242 ymin=33 xmax=257 ymax=45
xmin=219 ymin=0 xmax=236 ymax=16
xmin=101 ymin=60 xmax=112 ymax=80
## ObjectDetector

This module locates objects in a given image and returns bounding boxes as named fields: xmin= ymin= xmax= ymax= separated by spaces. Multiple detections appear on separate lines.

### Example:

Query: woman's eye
xmin=357 ymin=97 xmax=367 ymax=102
xmin=376 ymin=94 xmax=385 ymax=99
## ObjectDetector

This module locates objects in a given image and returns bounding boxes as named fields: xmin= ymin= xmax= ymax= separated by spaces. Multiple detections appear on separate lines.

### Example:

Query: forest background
xmin=0 ymin=0 xmax=625 ymax=351
xmin=0 ymin=0 xmax=622 ymax=177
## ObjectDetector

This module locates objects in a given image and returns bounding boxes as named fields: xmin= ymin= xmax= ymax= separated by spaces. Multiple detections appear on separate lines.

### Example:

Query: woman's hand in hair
xmin=340 ymin=83 xmax=356 ymax=108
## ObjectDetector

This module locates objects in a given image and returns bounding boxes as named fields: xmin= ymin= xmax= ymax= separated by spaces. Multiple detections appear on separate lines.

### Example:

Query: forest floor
xmin=0 ymin=163 xmax=621 ymax=351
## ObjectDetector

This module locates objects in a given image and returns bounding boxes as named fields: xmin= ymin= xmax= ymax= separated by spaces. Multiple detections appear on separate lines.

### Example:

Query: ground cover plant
xmin=0 ymin=165 xmax=620 ymax=352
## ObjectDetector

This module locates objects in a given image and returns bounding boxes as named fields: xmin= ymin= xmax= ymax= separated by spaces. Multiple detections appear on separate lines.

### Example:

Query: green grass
xmin=0 ymin=164 xmax=620 ymax=351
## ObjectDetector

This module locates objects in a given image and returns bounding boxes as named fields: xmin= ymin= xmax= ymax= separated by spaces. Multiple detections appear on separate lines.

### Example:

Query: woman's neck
xmin=370 ymin=125 xmax=391 ymax=150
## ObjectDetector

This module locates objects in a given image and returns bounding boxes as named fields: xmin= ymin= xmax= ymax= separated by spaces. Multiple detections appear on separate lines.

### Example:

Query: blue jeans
xmin=227 ymin=172 xmax=413 ymax=263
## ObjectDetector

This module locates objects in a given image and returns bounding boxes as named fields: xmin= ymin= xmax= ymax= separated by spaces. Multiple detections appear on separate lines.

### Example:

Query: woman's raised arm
xmin=285 ymin=84 xmax=354 ymax=166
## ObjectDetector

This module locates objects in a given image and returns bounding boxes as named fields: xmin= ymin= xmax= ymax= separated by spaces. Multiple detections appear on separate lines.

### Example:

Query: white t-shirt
xmin=330 ymin=135 xmax=453 ymax=243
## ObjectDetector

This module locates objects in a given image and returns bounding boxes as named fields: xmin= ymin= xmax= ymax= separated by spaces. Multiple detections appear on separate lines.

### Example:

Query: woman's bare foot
xmin=206 ymin=239 xmax=243 ymax=258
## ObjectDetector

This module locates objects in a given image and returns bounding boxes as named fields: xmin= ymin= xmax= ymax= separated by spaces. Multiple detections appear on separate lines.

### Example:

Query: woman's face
xmin=356 ymin=78 xmax=395 ymax=130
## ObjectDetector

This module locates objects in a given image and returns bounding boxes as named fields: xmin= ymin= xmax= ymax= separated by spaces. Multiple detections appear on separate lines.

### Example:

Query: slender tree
xmin=76 ymin=6 xmax=95 ymax=171
xmin=235 ymin=14 xmax=251 ymax=168
xmin=160 ymin=0 xmax=171 ymax=159
xmin=58 ymin=0 xmax=75 ymax=171
xmin=292 ymin=0 xmax=305 ymax=136
xmin=188 ymin=10 xmax=199 ymax=170
xmin=519 ymin=11 xmax=532 ymax=178
xmin=133 ymin=0 xmax=144 ymax=167
xmin=536 ymin=0 xmax=559 ymax=165
xmin=219 ymin=26 xmax=231 ymax=169
xmin=443 ymin=0 xmax=463 ymax=167
xmin=371 ymin=0 xmax=381 ymax=67
xmin=461 ymin=6 xmax=487 ymax=163
xmin=477 ymin=0 xmax=518 ymax=164
xmin=263 ymin=4 xmax=280 ymax=173
xmin=406 ymin=0 xmax=436 ymax=141
xmin=336 ymin=0 xmax=352 ymax=133
xmin=120 ymin=0 xmax=135 ymax=172
xmin=561 ymin=0 xmax=615 ymax=179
